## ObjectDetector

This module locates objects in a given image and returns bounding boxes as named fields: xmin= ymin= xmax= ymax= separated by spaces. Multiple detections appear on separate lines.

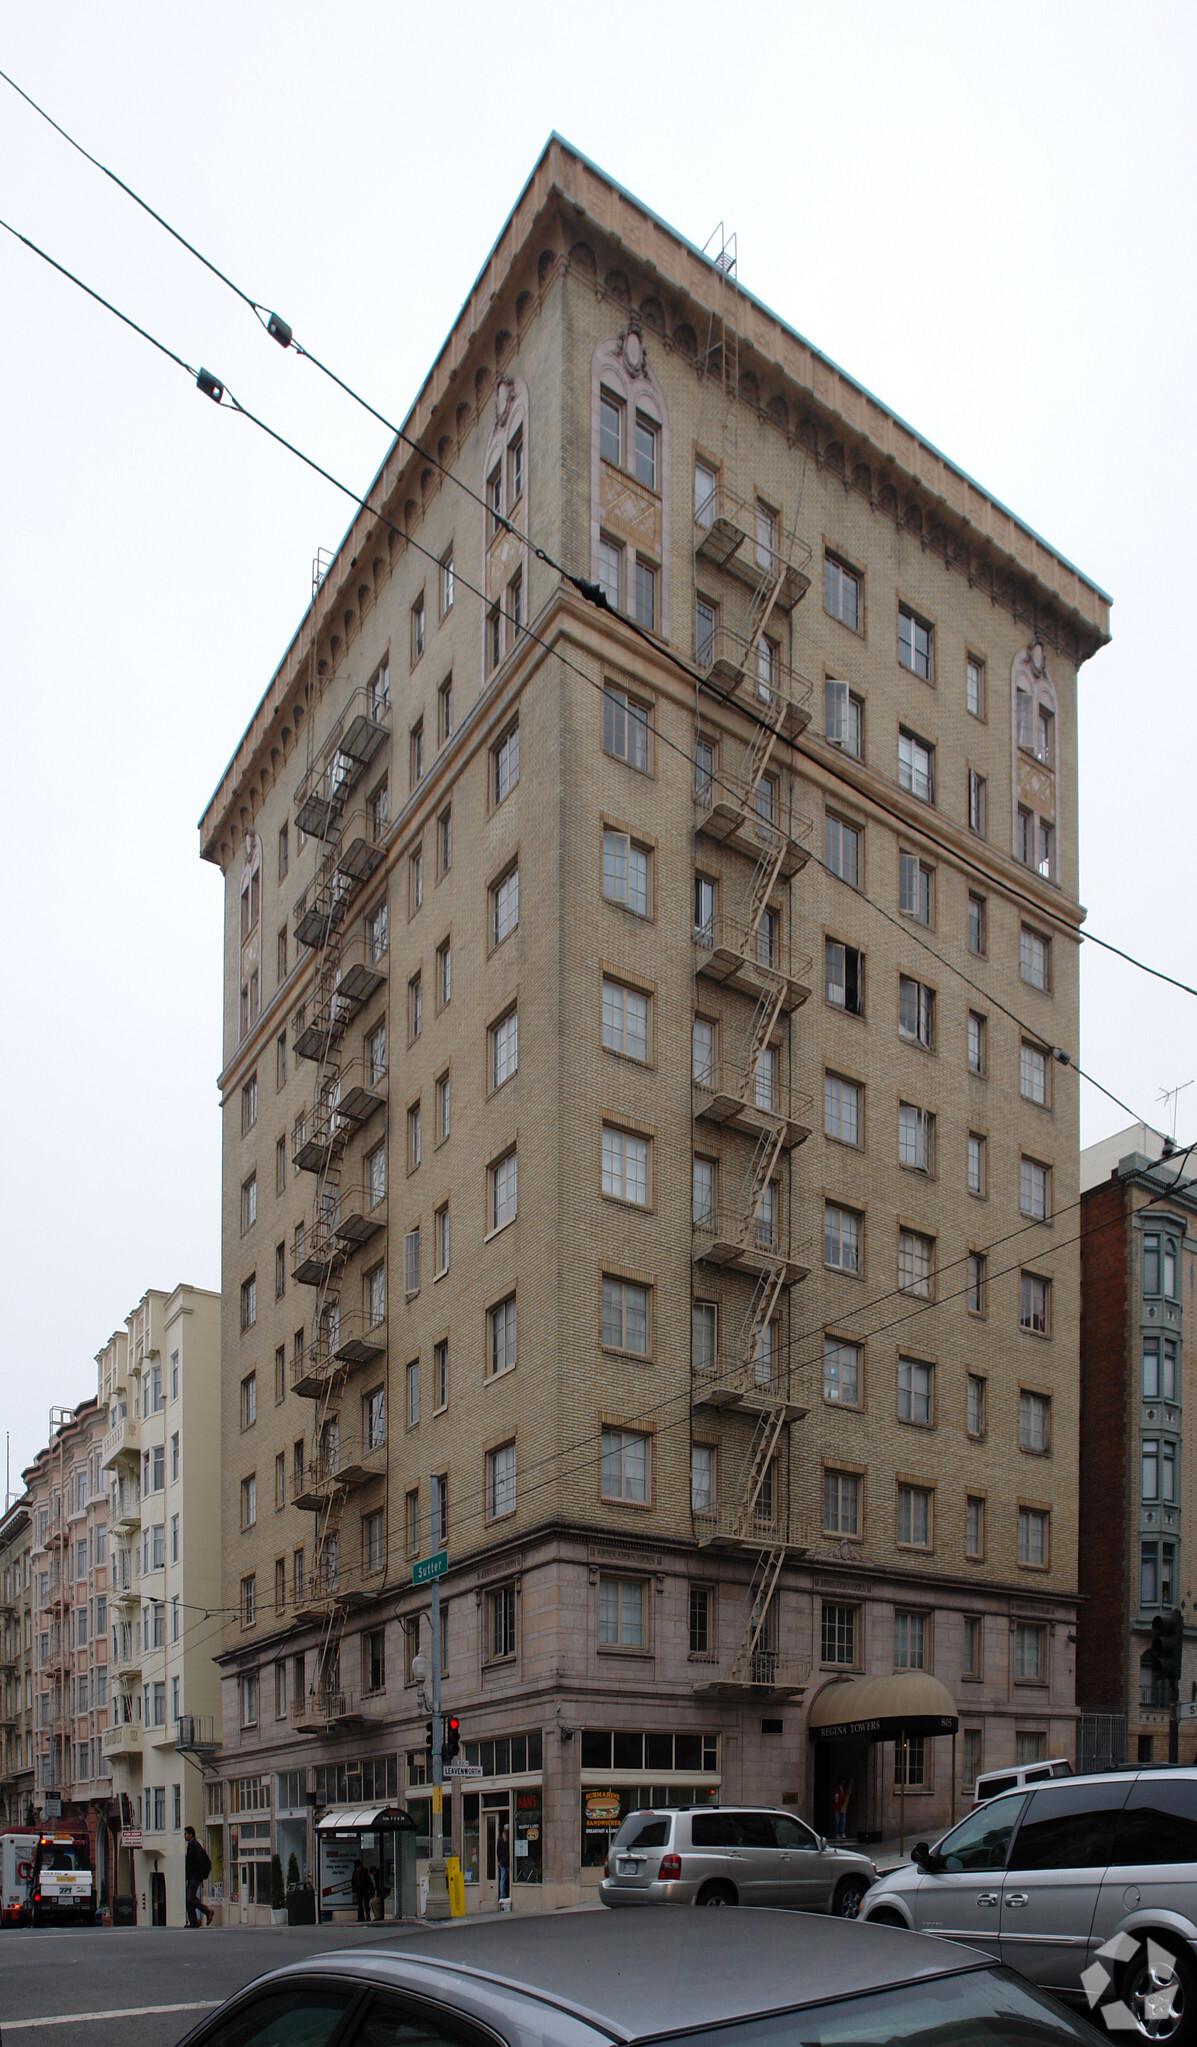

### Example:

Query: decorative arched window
xmin=480 ymin=375 xmax=530 ymax=688
xmin=590 ymin=327 xmax=671 ymax=642
xmin=1010 ymin=642 xmax=1060 ymax=882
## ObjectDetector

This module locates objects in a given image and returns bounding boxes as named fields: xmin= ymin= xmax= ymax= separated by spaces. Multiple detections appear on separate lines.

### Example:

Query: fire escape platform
xmin=693 ymin=1081 xmax=811 ymax=1150
xmin=695 ymin=938 xmax=810 ymax=1012
xmin=691 ymin=1376 xmax=808 ymax=1424
xmin=696 ymin=803 xmax=810 ymax=878
xmin=693 ymin=1232 xmax=809 ymax=1287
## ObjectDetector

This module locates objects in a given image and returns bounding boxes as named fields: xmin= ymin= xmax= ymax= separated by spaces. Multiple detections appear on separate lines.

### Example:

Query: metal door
xmin=999 ymin=1780 xmax=1128 ymax=1994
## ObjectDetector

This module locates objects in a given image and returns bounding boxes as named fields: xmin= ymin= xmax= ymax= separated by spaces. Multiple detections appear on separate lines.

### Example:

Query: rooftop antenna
xmin=1157 ymin=1081 xmax=1193 ymax=1144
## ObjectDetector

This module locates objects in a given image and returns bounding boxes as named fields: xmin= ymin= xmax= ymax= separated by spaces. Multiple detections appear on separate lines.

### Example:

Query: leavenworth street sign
xmin=444 ymin=1763 xmax=482 ymax=1778
xmin=412 ymin=1550 xmax=448 ymax=1587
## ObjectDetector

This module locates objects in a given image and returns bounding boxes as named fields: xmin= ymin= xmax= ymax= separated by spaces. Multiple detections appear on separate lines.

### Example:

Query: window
xmin=898 ymin=1356 xmax=933 ymax=1426
xmin=598 ymin=1576 xmax=645 ymax=1648
xmin=825 ymin=679 xmax=863 ymax=757
xmin=240 ymin=1275 xmax=257 ymax=1332
xmin=603 ymin=684 xmax=651 ymax=771
xmin=898 ymin=606 xmax=932 ymax=679
xmin=408 ymin=847 xmax=424 ymax=916
xmin=899 ymin=1102 xmax=934 ymax=1173
xmin=489 ymin=1584 xmax=517 ymax=1659
xmin=240 ymin=1372 xmax=257 ymax=1430
xmin=694 ymin=459 xmax=717 ymax=526
xmin=274 ymin=1451 xmax=286 ymax=1511
xmin=898 ymin=728 xmax=934 ymax=802
xmin=507 ymin=571 xmax=523 ymax=644
xmin=433 ymin=1340 xmax=449 ymax=1413
xmin=405 ymin=1491 xmax=420 ymax=1556
xmin=824 ymin=1073 xmax=861 ymax=1146
xmin=633 ymin=557 xmax=657 ymax=630
xmin=899 ymin=853 xmax=931 ymax=923
xmin=823 ymin=1470 xmax=860 ymax=1536
xmin=692 ymin=1157 xmax=715 ymax=1226
xmin=824 ymin=1203 xmax=862 ymax=1273
xmin=601 ymin=1427 xmax=651 ymax=1503
xmin=824 ymin=555 xmax=861 ymax=631
xmin=899 ymin=976 xmax=935 ymax=1048
xmin=966 ymin=656 xmax=985 ymax=717
xmin=821 ymin=1602 xmax=857 ymax=1666
xmin=602 ymin=1125 xmax=649 ymax=1206
xmin=1141 ymin=1539 xmax=1177 ymax=1608
xmin=407 ymin=1100 xmax=422 ymax=1173
xmin=966 ymin=1497 xmax=985 ymax=1559
xmin=435 ymin=1069 xmax=450 ymax=1143
xmin=598 ymin=537 xmax=622 ymax=610
xmin=825 ymin=940 xmax=864 ymax=1015
xmin=278 ymin=823 xmax=289 ymax=880
xmin=434 ymin=1203 xmax=450 ymax=1278
xmin=1020 ymin=1271 xmax=1051 ymax=1335
xmin=437 ymin=544 xmax=455 ymax=620
xmin=823 ymin=1338 xmax=861 ymax=1406
xmin=408 ymin=972 xmax=423 ymax=1040
xmin=690 ymin=1444 xmax=716 ymax=1514
xmin=825 ymin=814 xmax=861 ymax=887
xmin=1143 ymin=1233 xmax=1179 ymax=1299
xmin=362 ymin=1510 xmax=385 ymax=1576
xmin=1020 ymin=925 xmax=1050 ymax=990
xmin=490 ymin=1148 xmax=518 ymax=1230
xmin=968 ymin=893 xmax=986 ymax=956
xmin=599 ymin=388 xmax=623 ymax=466
xmin=967 ymin=1010 xmax=986 ymax=1076
xmin=486 ymin=1443 xmax=517 ymax=1521
xmin=435 ymin=936 xmax=451 ymax=1011
xmin=1038 ymin=821 xmax=1055 ymax=880
xmin=241 ymin=1580 xmax=256 ymax=1633
xmin=692 ymin=1301 xmax=717 ymax=1371
xmin=1020 ymin=1391 xmax=1050 ymax=1454
xmin=898 ymin=1230 xmax=934 ymax=1297
xmin=241 ymin=1074 xmax=258 ymax=1132
xmin=695 ymin=599 xmax=717 ymax=672
xmin=404 ymin=1226 xmax=421 ymax=1296
xmin=633 ymin=412 xmax=658 ymax=489
xmin=693 ymin=734 xmax=714 ymax=802
xmin=895 ymin=1608 xmax=929 ymax=1680
xmin=277 ymin=925 xmax=288 ymax=985
xmin=485 ymin=1294 xmax=518 ymax=1381
xmin=1018 ymin=1508 xmax=1049 ymax=1568
xmin=603 ymin=979 xmax=649 ymax=1063
xmin=493 ymin=722 xmax=519 ymax=805
xmin=430 ymin=1472 xmax=448 ymax=1550
xmin=689 ymin=1584 xmax=714 ymax=1656
xmin=967 ymin=1255 xmax=987 ymax=1318
xmin=507 ymin=431 xmax=524 ymax=505
xmin=1016 ymin=805 xmax=1034 ymax=867
xmin=1020 ymin=1041 xmax=1048 ymax=1105
xmin=491 ymin=864 xmax=519 ymax=946
xmin=602 ymin=1277 xmax=649 ymax=1355
xmin=1021 ymin=1156 xmax=1051 ymax=1221
xmin=241 ymin=1174 xmax=257 ymax=1233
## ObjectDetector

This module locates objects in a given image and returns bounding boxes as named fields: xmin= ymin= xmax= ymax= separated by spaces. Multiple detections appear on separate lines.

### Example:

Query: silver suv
xmin=862 ymin=1766 xmax=1197 ymax=2038
xmin=599 ymin=1805 xmax=877 ymax=1914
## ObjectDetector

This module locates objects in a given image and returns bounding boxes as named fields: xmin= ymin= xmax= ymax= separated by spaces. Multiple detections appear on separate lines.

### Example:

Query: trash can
xmin=150 ymin=1871 xmax=167 ymax=1926
xmin=286 ymin=1886 xmax=316 ymax=1925
xmin=113 ymin=1893 xmax=137 ymax=1927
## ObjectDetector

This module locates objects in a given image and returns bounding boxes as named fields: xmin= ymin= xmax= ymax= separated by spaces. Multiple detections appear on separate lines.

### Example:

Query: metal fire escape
xmin=288 ymin=680 xmax=391 ymax=1729
xmin=691 ymin=476 xmax=816 ymax=1699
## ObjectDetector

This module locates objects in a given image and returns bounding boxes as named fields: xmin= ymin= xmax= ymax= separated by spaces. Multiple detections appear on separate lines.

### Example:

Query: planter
xmin=270 ymin=1906 xmax=288 ymax=1926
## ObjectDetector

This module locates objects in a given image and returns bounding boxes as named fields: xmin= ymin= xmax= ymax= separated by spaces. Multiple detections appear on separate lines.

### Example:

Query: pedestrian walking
xmin=184 ymin=1826 xmax=213 ymax=1927
xmin=352 ymin=1858 xmax=372 ymax=1922
xmin=496 ymin=1824 xmax=510 ymax=1906
xmin=830 ymin=1776 xmax=853 ymax=1840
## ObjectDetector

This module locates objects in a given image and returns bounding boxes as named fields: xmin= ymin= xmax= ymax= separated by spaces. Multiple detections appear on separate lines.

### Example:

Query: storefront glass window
xmin=580 ymin=1784 xmax=719 ymax=1867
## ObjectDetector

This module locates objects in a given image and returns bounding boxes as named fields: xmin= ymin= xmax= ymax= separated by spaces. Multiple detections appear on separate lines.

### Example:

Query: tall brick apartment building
xmin=200 ymin=138 xmax=1110 ymax=1911
xmin=1078 ymin=1131 xmax=1197 ymax=1768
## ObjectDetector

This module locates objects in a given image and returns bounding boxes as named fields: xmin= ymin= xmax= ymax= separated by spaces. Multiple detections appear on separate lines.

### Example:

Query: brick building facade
xmin=200 ymin=139 xmax=1109 ymax=1912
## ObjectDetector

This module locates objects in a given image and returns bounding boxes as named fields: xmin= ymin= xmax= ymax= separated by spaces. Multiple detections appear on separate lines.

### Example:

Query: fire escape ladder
xmin=739 ymin=1262 xmax=788 ymax=1380
xmin=742 ymin=840 xmax=787 ymax=951
xmin=730 ymin=1547 xmax=787 ymax=1683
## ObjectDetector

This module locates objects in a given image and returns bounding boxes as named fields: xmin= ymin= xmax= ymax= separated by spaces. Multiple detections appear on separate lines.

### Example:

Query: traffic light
xmin=442 ymin=1717 xmax=461 ymax=1766
xmin=424 ymin=1720 xmax=434 ymax=1752
xmin=1151 ymin=1608 xmax=1185 ymax=1685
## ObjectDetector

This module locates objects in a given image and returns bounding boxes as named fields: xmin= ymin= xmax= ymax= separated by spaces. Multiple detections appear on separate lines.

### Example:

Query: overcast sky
xmin=2 ymin=0 xmax=1193 ymax=1487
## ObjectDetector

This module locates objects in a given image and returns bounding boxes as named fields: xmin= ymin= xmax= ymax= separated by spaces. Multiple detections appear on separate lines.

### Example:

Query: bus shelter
xmin=315 ymin=1804 xmax=417 ymax=1922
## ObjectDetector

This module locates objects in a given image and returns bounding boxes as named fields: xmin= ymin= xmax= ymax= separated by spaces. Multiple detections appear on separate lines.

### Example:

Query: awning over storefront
xmin=808 ymin=1673 xmax=959 ymax=1743
xmin=316 ymin=1805 xmax=416 ymax=1834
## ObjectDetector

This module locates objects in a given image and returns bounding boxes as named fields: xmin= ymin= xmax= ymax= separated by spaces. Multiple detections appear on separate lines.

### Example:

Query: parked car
xmin=973 ymin=1758 xmax=1073 ymax=1806
xmin=27 ymin=1828 xmax=94 ymax=1928
xmin=175 ymin=1903 xmax=1109 ymax=2047
xmin=862 ymin=1765 xmax=1197 ymax=2040
xmin=597 ymin=1803 xmax=878 ymax=1914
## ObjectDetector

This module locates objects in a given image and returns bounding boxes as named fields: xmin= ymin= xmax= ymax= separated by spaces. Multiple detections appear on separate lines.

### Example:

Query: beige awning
xmin=808 ymin=1672 xmax=958 ymax=1743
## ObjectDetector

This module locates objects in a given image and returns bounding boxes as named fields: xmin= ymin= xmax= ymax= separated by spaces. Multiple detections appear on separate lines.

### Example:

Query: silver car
xmin=598 ymin=1803 xmax=877 ymax=1915
xmin=862 ymin=1765 xmax=1197 ymax=2040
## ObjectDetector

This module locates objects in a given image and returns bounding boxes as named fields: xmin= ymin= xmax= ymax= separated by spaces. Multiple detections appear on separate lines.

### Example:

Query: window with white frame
xmin=602 ymin=1277 xmax=649 ymax=1354
xmin=600 ymin=1427 xmax=651 ymax=1503
xmin=899 ymin=854 xmax=931 ymax=923
xmin=822 ymin=1601 xmax=858 ymax=1665
xmin=487 ymin=1294 xmax=518 ymax=1377
xmin=491 ymin=1007 xmax=518 ymax=1090
xmin=602 ymin=1125 xmax=649 ymax=1206
xmin=691 ymin=1444 xmax=716 ymax=1515
xmin=486 ymin=1443 xmax=516 ymax=1521
xmin=823 ymin=1469 xmax=860 ymax=1536
xmin=966 ymin=1497 xmax=985 ymax=1559
xmin=898 ymin=1230 xmax=934 ymax=1297
xmin=1021 ymin=1157 xmax=1051 ymax=1221
xmin=633 ymin=557 xmax=657 ymax=630
xmin=825 ymin=678 xmax=863 ymax=756
xmin=692 ymin=1301 xmax=717 ymax=1371
xmin=968 ymin=893 xmax=986 ymax=956
xmin=898 ymin=1356 xmax=933 ymax=1426
xmin=435 ymin=1203 xmax=450 ymax=1278
xmin=966 ymin=656 xmax=985 ymax=717
xmin=490 ymin=1149 xmax=518 ymax=1231
xmin=1021 ymin=1041 xmax=1048 ymax=1104
xmin=491 ymin=864 xmax=519 ymax=946
xmin=598 ymin=537 xmax=622 ymax=610
xmin=603 ymin=829 xmax=650 ymax=915
xmin=824 ymin=1338 xmax=860 ymax=1406
xmin=897 ymin=1485 xmax=932 ymax=1549
xmin=598 ymin=1575 xmax=645 ymax=1648
xmin=1019 ymin=1390 xmax=1051 ymax=1455
xmin=1020 ymin=926 xmax=1050 ymax=990
xmin=693 ymin=1156 xmax=716 ymax=1226
xmin=493 ymin=722 xmax=520 ymax=805
xmin=968 ymin=1133 xmax=986 ymax=1197
xmin=967 ymin=1010 xmax=986 ymax=1075
xmin=825 ymin=814 xmax=861 ymax=887
xmin=824 ymin=555 xmax=861 ymax=631
xmin=824 ymin=1072 xmax=861 ymax=1145
xmin=1018 ymin=1508 xmax=1049 ymax=1568
xmin=968 ymin=770 xmax=987 ymax=837
xmin=603 ymin=685 xmax=650 ymax=771
xmin=899 ymin=976 xmax=935 ymax=1048
xmin=898 ymin=728 xmax=934 ymax=802
xmin=898 ymin=607 xmax=932 ymax=679
xmin=825 ymin=939 xmax=864 ymax=1015
xmin=691 ymin=1019 xmax=715 ymax=1089
xmin=603 ymin=979 xmax=649 ymax=1062
xmin=1020 ymin=1271 xmax=1050 ymax=1334
xmin=824 ymin=1203 xmax=861 ymax=1273
xmin=898 ymin=1102 xmax=933 ymax=1173
xmin=967 ymin=1256 xmax=987 ymax=1317
xmin=894 ymin=1610 xmax=927 ymax=1669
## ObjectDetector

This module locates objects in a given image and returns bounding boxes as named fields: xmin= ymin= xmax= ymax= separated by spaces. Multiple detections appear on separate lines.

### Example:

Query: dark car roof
xmin=261 ymin=1911 xmax=991 ymax=2042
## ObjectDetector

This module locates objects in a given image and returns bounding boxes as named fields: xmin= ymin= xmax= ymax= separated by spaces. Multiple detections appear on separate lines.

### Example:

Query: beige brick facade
xmin=201 ymin=140 xmax=1108 ymax=1910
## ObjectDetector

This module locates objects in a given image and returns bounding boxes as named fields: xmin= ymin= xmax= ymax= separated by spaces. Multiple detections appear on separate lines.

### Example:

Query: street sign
xmin=444 ymin=1763 xmax=483 ymax=1778
xmin=44 ymin=1793 xmax=61 ymax=1818
xmin=413 ymin=1550 xmax=448 ymax=1586
xmin=1177 ymin=1702 xmax=1197 ymax=1720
